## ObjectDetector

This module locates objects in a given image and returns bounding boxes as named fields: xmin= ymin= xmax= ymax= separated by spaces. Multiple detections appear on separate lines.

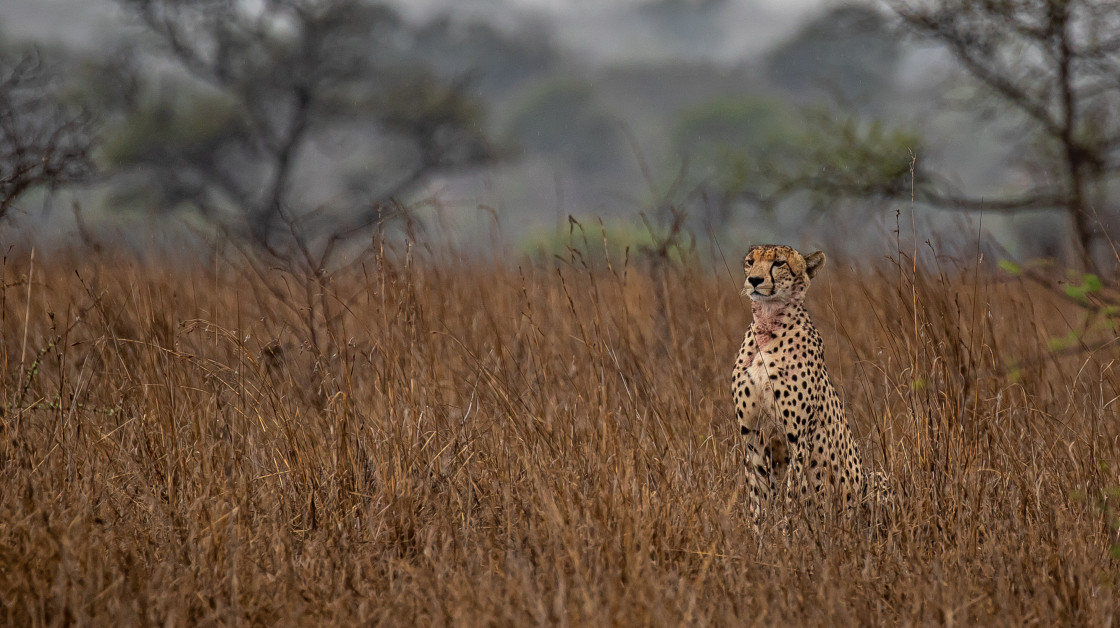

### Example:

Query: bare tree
xmin=703 ymin=1 xmax=1120 ymax=271
xmin=110 ymin=0 xmax=490 ymax=255
xmin=888 ymin=0 xmax=1120 ymax=272
xmin=0 ymin=51 xmax=94 ymax=221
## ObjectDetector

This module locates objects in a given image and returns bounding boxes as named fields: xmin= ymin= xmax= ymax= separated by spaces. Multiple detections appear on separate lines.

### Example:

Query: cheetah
xmin=731 ymin=244 xmax=889 ymax=521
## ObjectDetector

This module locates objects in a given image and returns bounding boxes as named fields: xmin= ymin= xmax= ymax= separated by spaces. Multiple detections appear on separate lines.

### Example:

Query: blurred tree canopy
xmin=665 ymin=5 xmax=915 ymax=232
xmin=884 ymin=0 xmax=1120 ymax=271
xmin=765 ymin=5 xmax=901 ymax=111
xmin=412 ymin=17 xmax=558 ymax=97
xmin=504 ymin=78 xmax=624 ymax=173
xmin=102 ymin=0 xmax=492 ymax=256
xmin=705 ymin=0 xmax=1120 ymax=271
xmin=750 ymin=0 xmax=1120 ymax=271
xmin=0 ymin=50 xmax=94 ymax=221
xmin=672 ymin=96 xmax=919 ymax=230
xmin=10 ymin=0 xmax=1116 ymax=270
xmin=672 ymin=97 xmax=795 ymax=227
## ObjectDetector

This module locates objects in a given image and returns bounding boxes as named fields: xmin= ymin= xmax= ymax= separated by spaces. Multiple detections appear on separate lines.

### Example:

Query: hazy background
xmin=1 ymin=0 xmax=1114 ymax=267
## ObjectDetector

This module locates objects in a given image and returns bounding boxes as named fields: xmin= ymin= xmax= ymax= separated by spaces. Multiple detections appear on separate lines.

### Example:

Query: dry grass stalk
xmin=1 ymin=244 xmax=1118 ymax=625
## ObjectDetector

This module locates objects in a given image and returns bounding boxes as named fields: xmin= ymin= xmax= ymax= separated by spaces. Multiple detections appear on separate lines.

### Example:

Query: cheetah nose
xmin=748 ymin=276 xmax=764 ymax=287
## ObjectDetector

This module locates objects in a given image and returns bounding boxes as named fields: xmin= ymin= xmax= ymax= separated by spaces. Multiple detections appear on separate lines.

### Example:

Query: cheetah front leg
xmin=732 ymin=337 xmax=775 ymax=523
xmin=738 ymin=424 xmax=774 ymax=522
xmin=770 ymin=394 xmax=813 ymax=502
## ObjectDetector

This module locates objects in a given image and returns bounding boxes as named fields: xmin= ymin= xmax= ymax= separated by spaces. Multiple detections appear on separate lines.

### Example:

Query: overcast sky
xmin=1 ymin=0 xmax=826 ymax=63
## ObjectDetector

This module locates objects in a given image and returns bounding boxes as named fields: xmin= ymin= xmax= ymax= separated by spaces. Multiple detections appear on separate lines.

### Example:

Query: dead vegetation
xmin=1 ymin=241 xmax=1118 ymax=625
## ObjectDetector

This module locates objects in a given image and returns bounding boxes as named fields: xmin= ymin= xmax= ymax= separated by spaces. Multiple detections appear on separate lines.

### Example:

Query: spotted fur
xmin=732 ymin=244 xmax=889 ymax=521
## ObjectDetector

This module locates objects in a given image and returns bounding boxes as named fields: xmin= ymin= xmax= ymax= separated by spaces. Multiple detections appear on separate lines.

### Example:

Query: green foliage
xmin=375 ymin=74 xmax=491 ymax=164
xmin=670 ymin=97 xmax=800 ymax=220
xmin=673 ymin=96 xmax=795 ymax=172
xmin=1040 ymin=268 xmax=1120 ymax=355
xmin=791 ymin=110 xmax=920 ymax=199
xmin=672 ymin=99 xmax=921 ymax=219
xmin=100 ymin=88 xmax=243 ymax=168
xmin=1007 ymin=366 xmax=1022 ymax=383
xmin=520 ymin=217 xmax=692 ymax=266
xmin=1063 ymin=272 xmax=1102 ymax=306
xmin=1048 ymin=330 xmax=1080 ymax=352
xmin=998 ymin=260 xmax=1022 ymax=274
xmin=90 ymin=0 xmax=492 ymax=252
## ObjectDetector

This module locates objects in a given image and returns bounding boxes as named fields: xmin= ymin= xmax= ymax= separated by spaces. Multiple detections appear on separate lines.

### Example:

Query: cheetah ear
xmin=804 ymin=251 xmax=826 ymax=279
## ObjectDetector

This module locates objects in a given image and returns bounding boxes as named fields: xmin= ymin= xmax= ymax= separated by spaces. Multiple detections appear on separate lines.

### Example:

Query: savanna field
xmin=2 ymin=241 xmax=1119 ymax=625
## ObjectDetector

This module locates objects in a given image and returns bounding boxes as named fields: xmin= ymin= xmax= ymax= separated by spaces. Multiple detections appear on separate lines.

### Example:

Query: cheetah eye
xmin=773 ymin=259 xmax=786 ymax=267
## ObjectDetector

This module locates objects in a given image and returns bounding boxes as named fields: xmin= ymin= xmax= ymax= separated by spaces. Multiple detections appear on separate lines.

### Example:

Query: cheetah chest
xmin=743 ymin=346 xmax=784 ymax=422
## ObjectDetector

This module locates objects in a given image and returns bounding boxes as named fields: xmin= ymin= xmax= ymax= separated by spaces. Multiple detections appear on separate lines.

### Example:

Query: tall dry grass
xmin=1 ymin=242 xmax=1118 ymax=625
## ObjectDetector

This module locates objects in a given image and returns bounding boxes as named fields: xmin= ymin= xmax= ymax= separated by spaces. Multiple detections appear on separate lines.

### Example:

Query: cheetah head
xmin=741 ymin=244 xmax=825 ymax=303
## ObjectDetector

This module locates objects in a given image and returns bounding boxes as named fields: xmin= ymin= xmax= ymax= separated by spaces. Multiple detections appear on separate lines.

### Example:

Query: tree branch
xmin=892 ymin=4 xmax=1066 ymax=140
xmin=919 ymin=190 xmax=1065 ymax=212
